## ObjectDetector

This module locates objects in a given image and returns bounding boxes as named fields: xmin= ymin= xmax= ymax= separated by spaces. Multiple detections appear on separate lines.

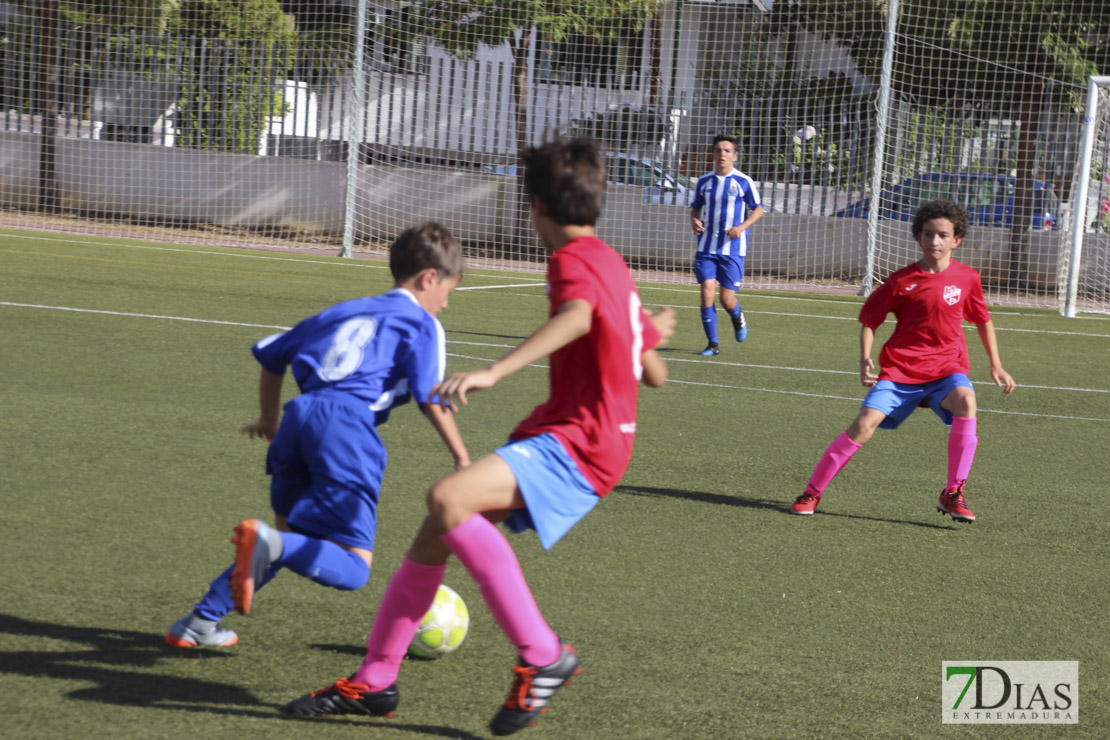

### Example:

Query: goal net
xmin=1 ymin=1 xmax=1108 ymax=313
xmin=867 ymin=1 xmax=1096 ymax=308
xmin=1060 ymin=78 xmax=1110 ymax=315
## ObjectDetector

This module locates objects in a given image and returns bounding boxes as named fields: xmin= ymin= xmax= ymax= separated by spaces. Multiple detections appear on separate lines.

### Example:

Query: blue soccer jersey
xmin=690 ymin=169 xmax=762 ymax=257
xmin=252 ymin=288 xmax=446 ymax=425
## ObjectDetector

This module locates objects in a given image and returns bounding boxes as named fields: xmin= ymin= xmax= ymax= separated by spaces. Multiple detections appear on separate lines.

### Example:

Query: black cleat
xmin=731 ymin=312 xmax=748 ymax=342
xmin=698 ymin=342 xmax=720 ymax=356
xmin=490 ymin=641 xmax=582 ymax=736
xmin=281 ymin=677 xmax=399 ymax=718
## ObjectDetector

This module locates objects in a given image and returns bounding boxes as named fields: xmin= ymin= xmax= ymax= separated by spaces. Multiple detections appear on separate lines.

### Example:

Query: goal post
xmin=1062 ymin=76 xmax=1110 ymax=317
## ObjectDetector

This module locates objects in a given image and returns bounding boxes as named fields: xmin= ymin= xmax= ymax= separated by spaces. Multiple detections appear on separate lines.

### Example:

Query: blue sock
xmin=700 ymin=306 xmax=718 ymax=343
xmin=191 ymin=533 xmax=369 ymax=621
xmin=726 ymin=303 xmax=742 ymax=321
xmin=275 ymin=531 xmax=370 ymax=591
xmin=194 ymin=563 xmax=280 ymax=622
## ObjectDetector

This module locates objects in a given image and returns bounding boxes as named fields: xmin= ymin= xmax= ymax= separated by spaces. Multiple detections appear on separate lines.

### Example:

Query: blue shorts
xmin=266 ymin=391 xmax=385 ymax=551
xmin=863 ymin=374 xmax=973 ymax=430
xmin=694 ymin=252 xmax=745 ymax=291
xmin=496 ymin=434 xmax=599 ymax=551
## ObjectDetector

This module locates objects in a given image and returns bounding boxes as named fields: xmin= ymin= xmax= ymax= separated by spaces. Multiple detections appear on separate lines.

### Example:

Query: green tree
xmin=171 ymin=0 xmax=295 ymax=155
xmin=278 ymin=0 xmax=357 ymax=85
xmin=59 ymin=1 xmax=180 ymax=32
xmin=379 ymin=0 xmax=660 ymax=249
xmin=381 ymin=0 xmax=661 ymax=156
xmin=694 ymin=5 xmax=875 ymax=189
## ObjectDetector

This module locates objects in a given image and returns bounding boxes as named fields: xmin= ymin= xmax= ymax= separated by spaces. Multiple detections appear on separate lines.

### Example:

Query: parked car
xmin=485 ymin=152 xmax=693 ymax=206
xmin=564 ymin=104 xmax=685 ymax=154
xmin=835 ymin=172 xmax=1058 ymax=230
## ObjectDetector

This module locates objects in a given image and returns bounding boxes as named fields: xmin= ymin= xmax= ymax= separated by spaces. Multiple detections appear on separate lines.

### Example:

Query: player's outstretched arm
xmin=242 ymin=368 xmax=283 ymax=440
xmin=976 ymin=320 xmax=1016 ymax=395
xmin=421 ymin=402 xmax=471 ymax=470
xmin=434 ymin=298 xmax=593 ymax=408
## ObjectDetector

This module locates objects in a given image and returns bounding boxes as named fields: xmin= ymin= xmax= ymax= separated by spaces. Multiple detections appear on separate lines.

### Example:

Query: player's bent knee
xmin=943 ymin=388 xmax=977 ymax=417
xmin=308 ymin=548 xmax=370 ymax=591
xmin=425 ymin=479 xmax=472 ymax=528
xmin=849 ymin=410 xmax=884 ymax=443
xmin=334 ymin=552 xmax=370 ymax=590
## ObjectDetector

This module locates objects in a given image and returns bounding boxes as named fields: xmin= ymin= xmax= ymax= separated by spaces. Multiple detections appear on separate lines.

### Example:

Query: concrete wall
xmin=1 ymin=132 xmax=347 ymax=230
xmin=4 ymin=132 xmax=1095 ymax=292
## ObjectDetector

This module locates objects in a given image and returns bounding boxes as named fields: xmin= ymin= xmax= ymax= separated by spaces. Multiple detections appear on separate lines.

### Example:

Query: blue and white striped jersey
xmin=251 ymin=288 xmax=445 ymax=425
xmin=690 ymin=169 xmax=762 ymax=257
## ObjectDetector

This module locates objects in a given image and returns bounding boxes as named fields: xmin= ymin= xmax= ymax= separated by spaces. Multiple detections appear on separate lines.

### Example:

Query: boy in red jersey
xmin=790 ymin=200 xmax=1015 ymax=521
xmin=283 ymin=138 xmax=676 ymax=735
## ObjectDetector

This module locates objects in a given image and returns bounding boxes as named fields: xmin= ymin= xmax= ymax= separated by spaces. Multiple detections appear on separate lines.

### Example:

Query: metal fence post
xmin=863 ymin=0 xmax=900 ymax=295
xmin=340 ymin=0 xmax=369 ymax=258
xmin=1064 ymin=76 xmax=1110 ymax=317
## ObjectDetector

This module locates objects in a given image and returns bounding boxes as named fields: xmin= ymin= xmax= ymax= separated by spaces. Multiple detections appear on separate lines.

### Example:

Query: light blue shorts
xmin=496 ymin=434 xmax=599 ymax=551
xmin=863 ymin=374 xmax=973 ymax=430
xmin=694 ymin=252 xmax=745 ymax=290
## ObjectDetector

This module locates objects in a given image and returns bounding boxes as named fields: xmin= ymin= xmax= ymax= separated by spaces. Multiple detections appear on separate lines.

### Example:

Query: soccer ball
xmin=408 ymin=584 xmax=469 ymax=659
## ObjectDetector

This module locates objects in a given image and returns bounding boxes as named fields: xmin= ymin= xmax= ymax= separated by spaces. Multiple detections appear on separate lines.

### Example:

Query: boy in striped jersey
xmin=689 ymin=134 xmax=764 ymax=356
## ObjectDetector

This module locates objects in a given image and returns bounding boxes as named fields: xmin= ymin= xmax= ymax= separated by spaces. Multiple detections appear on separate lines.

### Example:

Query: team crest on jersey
xmin=943 ymin=285 xmax=962 ymax=305
xmin=728 ymin=182 xmax=740 ymax=198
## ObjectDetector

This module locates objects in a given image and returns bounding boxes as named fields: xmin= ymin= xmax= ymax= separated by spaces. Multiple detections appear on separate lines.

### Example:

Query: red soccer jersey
xmin=859 ymin=260 xmax=991 ymax=384
xmin=512 ymin=236 xmax=662 ymax=496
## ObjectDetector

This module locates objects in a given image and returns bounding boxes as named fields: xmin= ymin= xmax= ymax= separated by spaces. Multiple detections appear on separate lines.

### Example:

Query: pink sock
xmin=806 ymin=431 xmax=863 ymax=496
xmin=946 ymin=417 xmax=978 ymax=492
xmin=442 ymin=514 xmax=561 ymax=667
xmin=353 ymin=556 xmax=445 ymax=690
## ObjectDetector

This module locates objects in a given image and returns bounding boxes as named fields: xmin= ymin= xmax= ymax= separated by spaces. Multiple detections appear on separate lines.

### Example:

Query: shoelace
xmin=503 ymin=665 xmax=538 ymax=710
xmin=797 ymin=493 xmax=818 ymax=504
xmin=315 ymin=677 xmax=368 ymax=700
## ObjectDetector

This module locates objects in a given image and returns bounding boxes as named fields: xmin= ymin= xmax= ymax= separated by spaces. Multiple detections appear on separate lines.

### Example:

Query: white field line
xmin=635 ymin=283 xmax=1110 ymax=321
xmin=444 ymin=352 xmax=1110 ymax=422
xmin=7 ymin=230 xmax=1109 ymax=325
xmin=4 ymin=302 xmax=1109 ymax=420
xmin=421 ymin=338 xmax=1110 ymax=393
xmin=11 ymin=228 xmax=1110 ymax=321
xmin=1 ymin=230 xmax=545 ymax=282
xmin=6 ymin=302 xmax=1108 ymax=397
xmin=456 ymin=283 xmax=547 ymax=291
xmin=458 ymin=289 xmax=1110 ymax=337
xmin=1 ymin=301 xmax=292 ymax=330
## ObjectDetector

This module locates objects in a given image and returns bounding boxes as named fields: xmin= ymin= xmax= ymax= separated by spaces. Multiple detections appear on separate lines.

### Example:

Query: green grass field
xmin=2 ymin=226 xmax=1108 ymax=739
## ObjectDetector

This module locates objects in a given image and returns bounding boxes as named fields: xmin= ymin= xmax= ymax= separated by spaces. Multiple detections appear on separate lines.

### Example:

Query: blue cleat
xmin=698 ymin=342 xmax=720 ymax=356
